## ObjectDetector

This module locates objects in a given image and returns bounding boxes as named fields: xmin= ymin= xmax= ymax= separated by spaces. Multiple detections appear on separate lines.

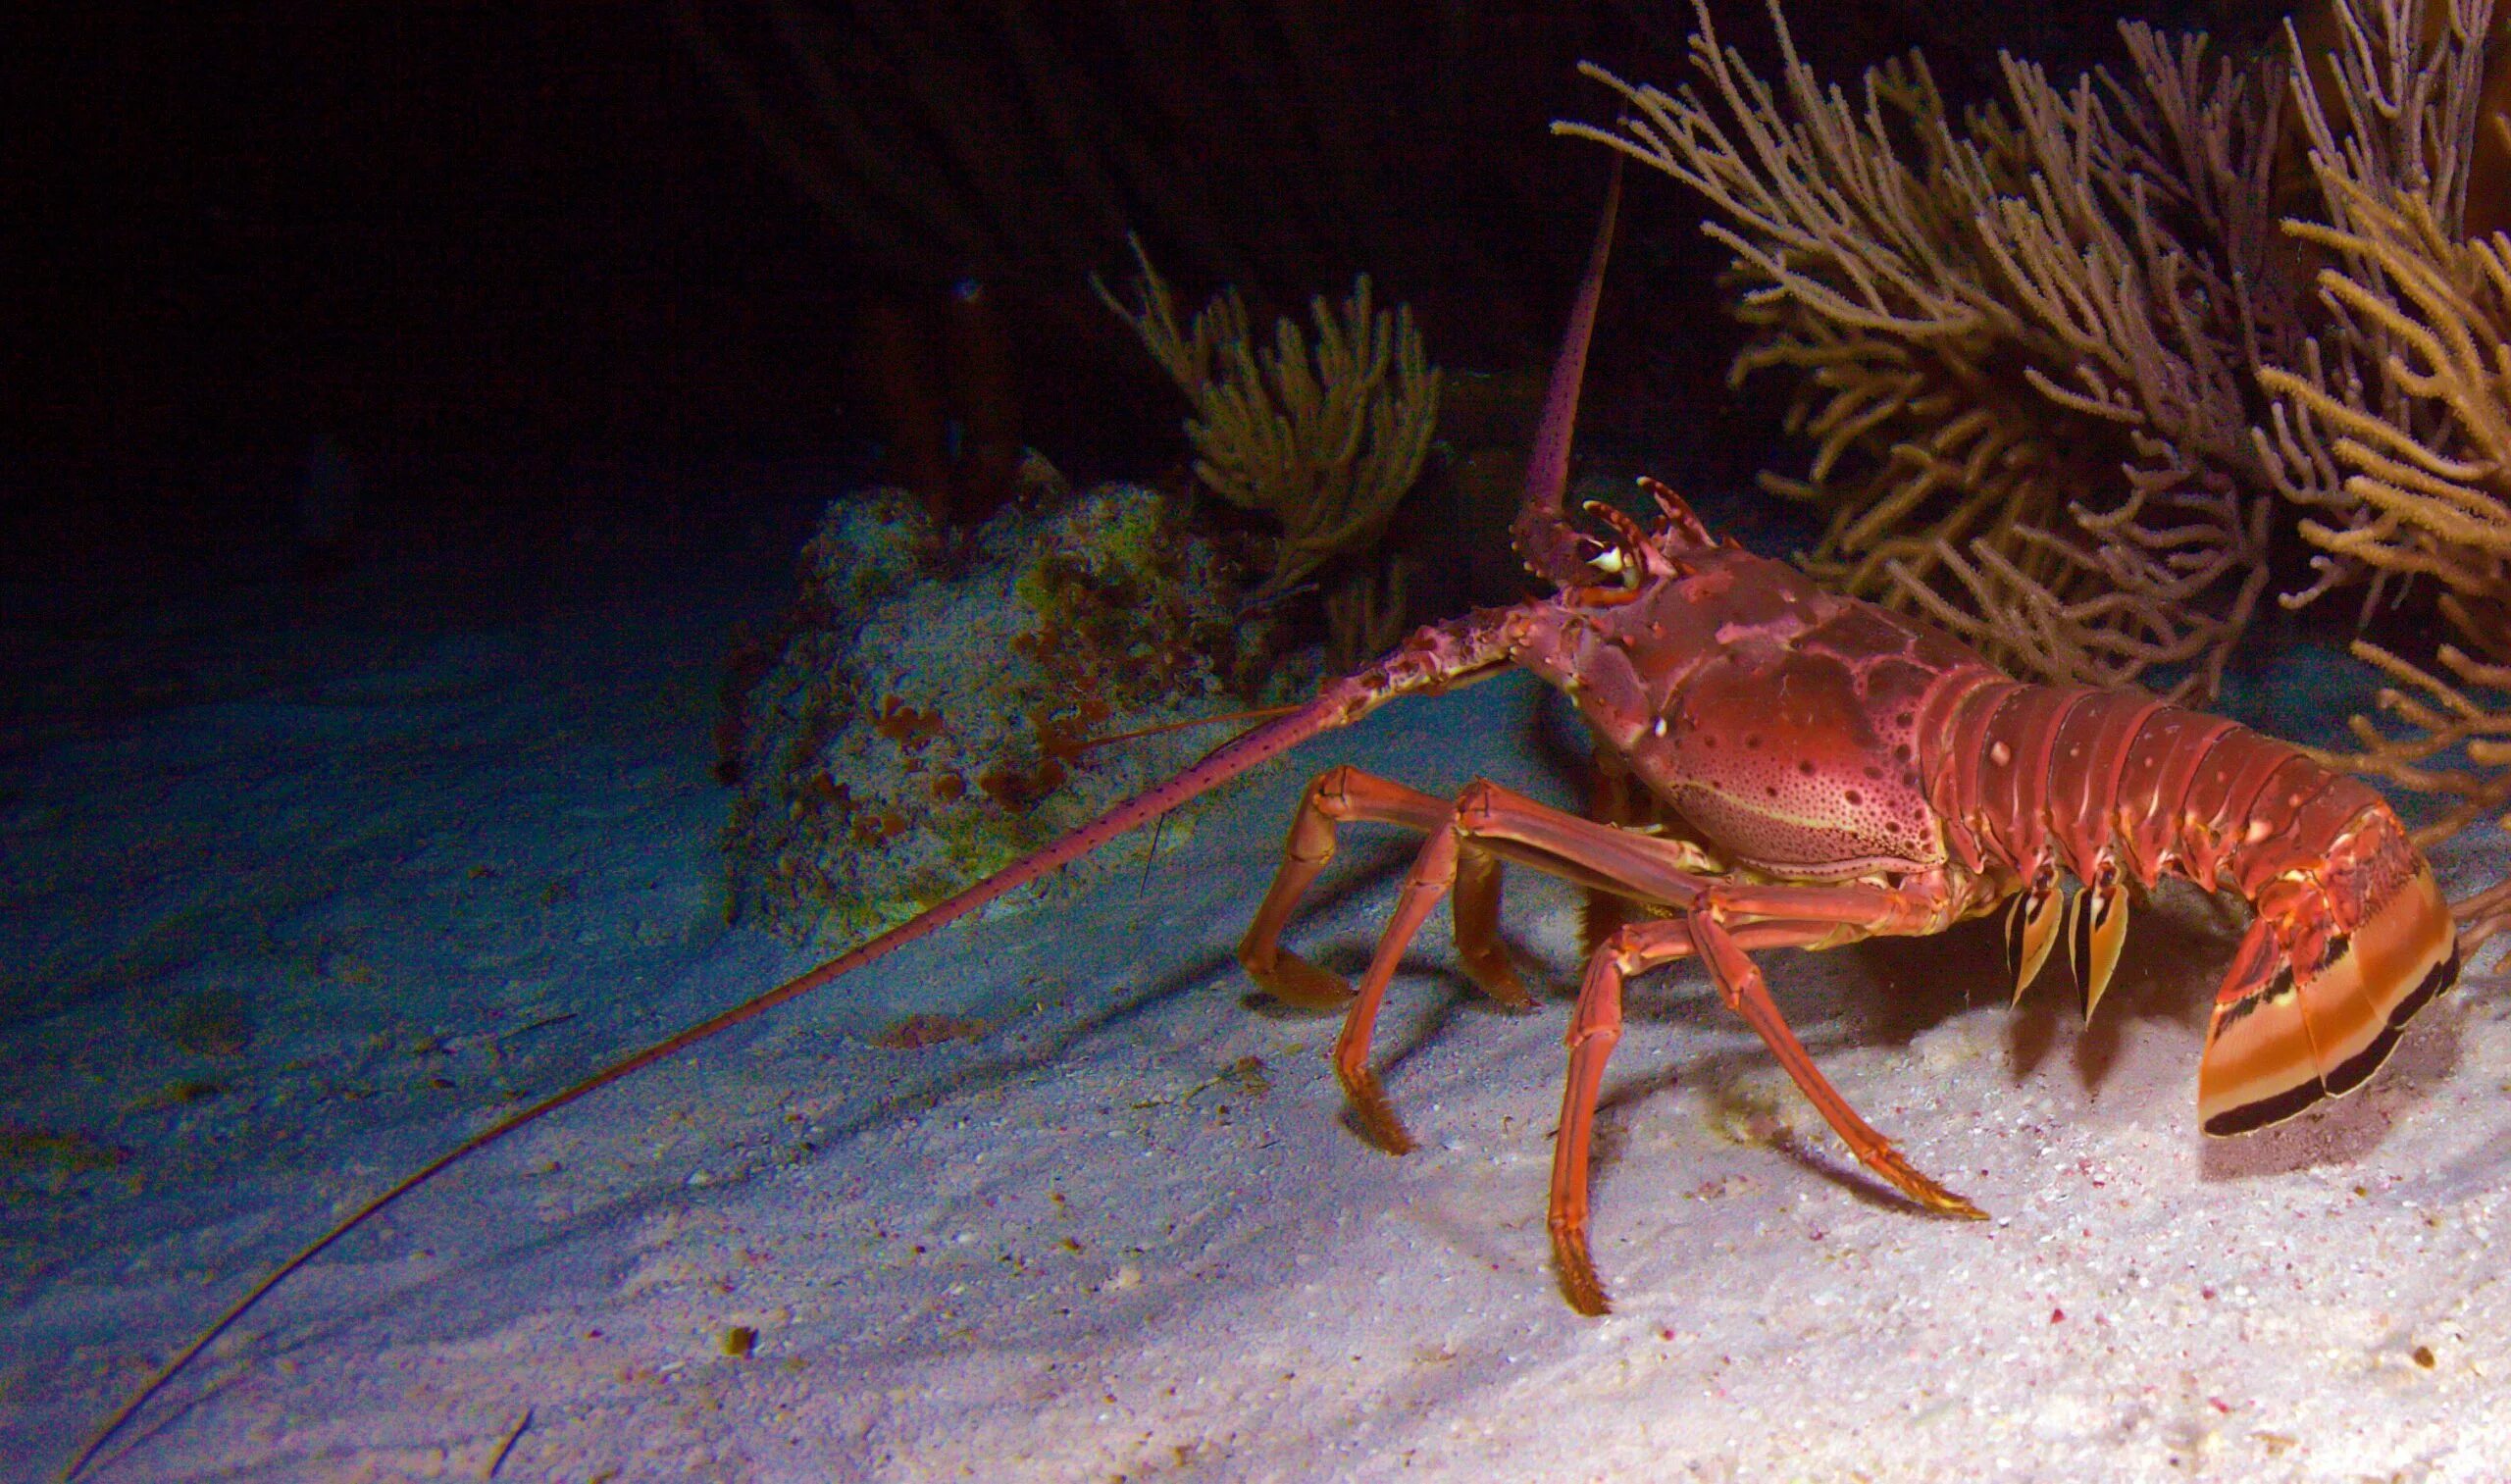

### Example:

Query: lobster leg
xmin=1451 ymin=846 xmax=1527 ymax=1013
xmin=1579 ymin=743 xmax=1665 ymax=956
xmin=1681 ymin=894 xmax=1983 ymax=1219
xmin=1548 ymin=886 xmax=1987 ymax=1314
xmin=1551 ymin=913 xmax=1822 ymax=1314
xmin=1260 ymin=772 xmax=1983 ymax=1306
xmin=1238 ymin=765 xmax=1533 ymax=1013
xmin=1334 ymin=791 xmax=1471 ymax=1151
xmin=1300 ymin=775 xmax=1968 ymax=1199
xmin=1314 ymin=778 xmax=1727 ymax=1151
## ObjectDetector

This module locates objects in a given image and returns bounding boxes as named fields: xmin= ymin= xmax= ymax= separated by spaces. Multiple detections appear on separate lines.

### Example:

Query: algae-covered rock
xmin=723 ymin=484 xmax=1308 ymax=945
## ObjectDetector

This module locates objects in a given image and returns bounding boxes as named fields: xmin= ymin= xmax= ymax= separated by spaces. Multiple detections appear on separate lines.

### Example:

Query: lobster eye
xmin=1584 ymin=542 xmax=1641 ymax=591
xmin=1575 ymin=499 xmax=1652 ymax=590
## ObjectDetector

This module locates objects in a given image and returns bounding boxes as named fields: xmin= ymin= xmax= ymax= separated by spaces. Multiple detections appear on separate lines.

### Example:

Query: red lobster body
xmin=1222 ymin=161 xmax=2459 ymax=1311
xmin=1512 ymin=499 xmax=2459 ymax=1142
xmin=66 ymin=156 xmax=2467 ymax=1482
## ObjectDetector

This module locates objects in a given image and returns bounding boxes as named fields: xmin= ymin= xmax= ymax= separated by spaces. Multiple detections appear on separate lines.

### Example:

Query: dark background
xmin=4 ymin=0 xmax=2258 ymax=575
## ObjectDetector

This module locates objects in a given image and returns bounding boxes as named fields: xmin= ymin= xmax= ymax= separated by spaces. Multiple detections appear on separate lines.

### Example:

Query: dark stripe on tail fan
xmin=2203 ymin=1077 xmax=2329 ymax=1137
xmin=2324 ymin=943 xmax=2459 ymax=1097
xmin=2203 ymin=944 xmax=2458 ymax=1136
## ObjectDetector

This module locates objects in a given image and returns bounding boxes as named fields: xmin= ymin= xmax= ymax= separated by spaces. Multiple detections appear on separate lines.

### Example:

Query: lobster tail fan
xmin=2197 ymin=860 xmax=2457 ymax=1137
xmin=1512 ymin=156 xmax=1622 ymax=588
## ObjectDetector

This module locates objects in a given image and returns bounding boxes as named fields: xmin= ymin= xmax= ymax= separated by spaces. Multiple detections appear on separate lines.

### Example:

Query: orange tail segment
xmin=2198 ymin=830 xmax=2458 ymax=1137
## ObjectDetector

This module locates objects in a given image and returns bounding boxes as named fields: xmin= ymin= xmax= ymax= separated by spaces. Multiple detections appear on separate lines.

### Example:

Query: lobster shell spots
xmin=1655 ymin=641 xmax=1941 ymax=878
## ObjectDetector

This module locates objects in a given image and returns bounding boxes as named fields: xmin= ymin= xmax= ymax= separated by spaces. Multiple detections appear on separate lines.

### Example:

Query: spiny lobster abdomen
xmin=1928 ymin=684 xmax=2458 ymax=1136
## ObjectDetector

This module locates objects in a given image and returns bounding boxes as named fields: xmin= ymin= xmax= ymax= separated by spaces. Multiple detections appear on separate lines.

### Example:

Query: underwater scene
xmin=9 ymin=1 xmax=2511 ymax=1478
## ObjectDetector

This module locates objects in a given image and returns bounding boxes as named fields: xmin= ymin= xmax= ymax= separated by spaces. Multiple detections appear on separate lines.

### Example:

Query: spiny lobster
xmin=71 ymin=163 xmax=2460 ymax=1478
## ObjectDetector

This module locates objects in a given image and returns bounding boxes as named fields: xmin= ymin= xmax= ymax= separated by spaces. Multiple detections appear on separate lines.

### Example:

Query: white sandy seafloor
xmin=5 ymin=502 xmax=2511 ymax=1484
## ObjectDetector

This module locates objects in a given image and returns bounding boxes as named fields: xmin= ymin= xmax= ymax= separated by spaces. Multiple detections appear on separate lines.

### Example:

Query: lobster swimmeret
xmin=68 ymin=164 xmax=2460 ymax=1479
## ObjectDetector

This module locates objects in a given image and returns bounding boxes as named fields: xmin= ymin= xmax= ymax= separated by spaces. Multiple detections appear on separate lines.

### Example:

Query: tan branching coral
xmin=2249 ymin=0 xmax=2511 ymax=936
xmin=1564 ymin=0 xmax=2511 ymax=923
xmin=1323 ymin=553 xmax=1415 ymax=673
xmin=1557 ymin=0 xmax=2296 ymax=699
xmin=2260 ymin=182 xmax=2511 ymax=613
xmin=1095 ymin=239 xmax=1441 ymax=606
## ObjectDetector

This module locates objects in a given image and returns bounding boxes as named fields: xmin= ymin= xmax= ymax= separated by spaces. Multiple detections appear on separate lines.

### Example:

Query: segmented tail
xmin=1928 ymin=685 xmax=2460 ymax=1137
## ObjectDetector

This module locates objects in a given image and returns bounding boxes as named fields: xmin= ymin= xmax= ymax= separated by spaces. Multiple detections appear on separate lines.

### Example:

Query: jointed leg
xmin=1549 ymin=890 xmax=1985 ymax=1315
xmin=1685 ymin=894 xmax=1981 ymax=1217
xmin=1549 ymin=915 xmax=1826 ymax=1312
xmin=1238 ymin=765 xmax=1529 ymax=1012
xmin=1579 ymin=743 xmax=1667 ymax=956
xmin=1548 ymin=920 xmax=1649 ymax=1316
xmin=1246 ymin=769 xmax=1979 ymax=1310
xmin=1332 ymin=797 xmax=1466 ymax=1151
xmin=1320 ymin=777 xmax=1724 ymax=1151
xmin=1451 ymin=844 xmax=1529 ymax=1010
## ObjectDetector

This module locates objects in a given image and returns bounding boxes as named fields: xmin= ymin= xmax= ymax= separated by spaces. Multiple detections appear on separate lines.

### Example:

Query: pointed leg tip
xmin=1459 ymin=949 xmax=1535 ymax=1013
xmin=1902 ymin=1160 xmax=1986 ymax=1219
xmin=1244 ymin=953 xmax=1354 ymax=1011
xmin=1340 ymin=1070 xmax=1416 ymax=1155
xmin=1936 ymin=1192 xmax=1989 ymax=1221
xmin=1869 ymin=1145 xmax=1983 ymax=1220
xmin=1486 ymin=976 xmax=1539 ymax=1015
xmin=1552 ymin=1234 xmax=1613 ymax=1316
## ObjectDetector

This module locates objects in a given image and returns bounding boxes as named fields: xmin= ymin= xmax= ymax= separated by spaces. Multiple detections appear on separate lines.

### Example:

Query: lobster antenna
xmin=72 ymin=131 xmax=1611 ymax=1484
xmin=63 ymin=691 xmax=1360 ymax=1481
xmin=1509 ymin=152 xmax=1622 ymax=588
xmin=1067 ymin=701 xmax=1304 ymax=755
